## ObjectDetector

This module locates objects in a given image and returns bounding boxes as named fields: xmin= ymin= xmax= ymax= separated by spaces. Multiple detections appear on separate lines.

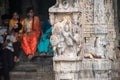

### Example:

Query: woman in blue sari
xmin=37 ymin=20 xmax=53 ymax=56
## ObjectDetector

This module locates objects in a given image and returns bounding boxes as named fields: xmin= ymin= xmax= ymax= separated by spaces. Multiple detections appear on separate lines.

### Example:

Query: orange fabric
xmin=32 ymin=16 xmax=41 ymax=37
xmin=9 ymin=19 xmax=24 ymax=42
xmin=21 ymin=16 xmax=41 ymax=55
xmin=9 ymin=19 xmax=23 ymax=33
xmin=9 ymin=19 xmax=18 ymax=28
xmin=21 ymin=34 xmax=38 ymax=55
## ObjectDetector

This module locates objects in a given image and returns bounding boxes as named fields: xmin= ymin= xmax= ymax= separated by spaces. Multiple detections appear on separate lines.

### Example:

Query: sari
xmin=21 ymin=16 xmax=41 ymax=56
xmin=37 ymin=20 xmax=53 ymax=55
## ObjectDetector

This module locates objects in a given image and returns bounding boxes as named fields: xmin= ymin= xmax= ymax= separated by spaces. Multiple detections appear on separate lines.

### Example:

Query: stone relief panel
xmin=83 ymin=25 xmax=111 ymax=59
xmin=49 ymin=0 xmax=116 ymax=60
xmin=81 ymin=0 xmax=116 ymax=60
xmin=49 ymin=0 xmax=119 ymax=80
xmin=49 ymin=0 xmax=80 ymax=12
xmin=83 ymin=0 xmax=94 ymax=24
xmin=94 ymin=0 xmax=105 ymax=24
xmin=104 ymin=0 xmax=114 ymax=24
xmin=82 ymin=0 xmax=114 ymax=24
xmin=50 ymin=13 xmax=82 ymax=57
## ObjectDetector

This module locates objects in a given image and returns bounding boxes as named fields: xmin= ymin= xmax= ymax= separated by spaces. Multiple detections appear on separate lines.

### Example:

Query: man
xmin=0 ymin=14 xmax=17 ymax=80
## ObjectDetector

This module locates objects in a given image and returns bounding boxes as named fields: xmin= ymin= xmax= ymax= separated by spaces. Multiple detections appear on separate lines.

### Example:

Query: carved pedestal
xmin=53 ymin=57 xmax=82 ymax=80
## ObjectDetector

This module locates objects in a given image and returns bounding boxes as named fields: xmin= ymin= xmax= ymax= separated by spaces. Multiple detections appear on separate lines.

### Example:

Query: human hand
xmin=28 ymin=54 xmax=34 ymax=60
xmin=14 ymin=56 xmax=19 ymax=63
xmin=14 ymin=24 xmax=18 ymax=29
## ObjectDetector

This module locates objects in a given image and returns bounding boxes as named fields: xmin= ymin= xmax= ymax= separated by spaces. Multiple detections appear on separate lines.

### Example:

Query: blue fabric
xmin=38 ymin=38 xmax=50 ymax=53
xmin=38 ymin=20 xmax=53 ymax=54
xmin=41 ymin=20 xmax=51 ymax=34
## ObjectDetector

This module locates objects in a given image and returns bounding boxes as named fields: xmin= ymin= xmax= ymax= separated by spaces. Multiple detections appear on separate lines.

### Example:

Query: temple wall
xmin=49 ymin=0 xmax=120 ymax=80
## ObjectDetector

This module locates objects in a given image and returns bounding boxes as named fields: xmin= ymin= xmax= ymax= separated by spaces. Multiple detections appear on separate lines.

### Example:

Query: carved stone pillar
xmin=49 ymin=0 xmax=119 ymax=80
xmin=49 ymin=0 xmax=82 ymax=80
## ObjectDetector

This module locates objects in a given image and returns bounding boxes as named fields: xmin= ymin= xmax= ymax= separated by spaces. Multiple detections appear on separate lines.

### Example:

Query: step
xmin=10 ymin=57 xmax=55 ymax=80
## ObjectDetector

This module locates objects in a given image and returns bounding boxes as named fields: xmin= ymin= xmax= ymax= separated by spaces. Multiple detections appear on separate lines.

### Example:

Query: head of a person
xmin=26 ymin=7 xmax=34 ymax=18
xmin=1 ymin=14 xmax=10 ymax=26
xmin=12 ymin=11 xmax=19 ymax=20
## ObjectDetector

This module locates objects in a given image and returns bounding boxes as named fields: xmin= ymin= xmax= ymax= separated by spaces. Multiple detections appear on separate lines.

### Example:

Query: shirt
xmin=0 ymin=26 xmax=8 ymax=43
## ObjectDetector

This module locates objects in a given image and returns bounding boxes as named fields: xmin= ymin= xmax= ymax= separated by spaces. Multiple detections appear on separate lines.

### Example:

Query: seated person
xmin=38 ymin=19 xmax=53 ymax=56
xmin=21 ymin=7 xmax=41 ymax=59
xmin=9 ymin=11 xmax=23 ymax=59
xmin=9 ymin=11 xmax=23 ymax=33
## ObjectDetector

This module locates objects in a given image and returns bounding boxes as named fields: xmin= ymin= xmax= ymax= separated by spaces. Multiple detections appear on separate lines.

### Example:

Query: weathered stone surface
xmin=49 ymin=0 xmax=120 ymax=80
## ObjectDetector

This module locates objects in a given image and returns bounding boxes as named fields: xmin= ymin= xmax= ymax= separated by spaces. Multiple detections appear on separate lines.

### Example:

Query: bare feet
xmin=28 ymin=54 xmax=34 ymax=60
xmin=40 ymin=53 xmax=46 ymax=56
xmin=14 ymin=56 xmax=20 ymax=63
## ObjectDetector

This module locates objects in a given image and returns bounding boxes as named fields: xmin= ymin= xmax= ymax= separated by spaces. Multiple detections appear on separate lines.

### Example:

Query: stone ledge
xmin=49 ymin=8 xmax=80 ymax=13
xmin=78 ymin=78 xmax=112 ymax=80
xmin=54 ymin=59 xmax=112 ymax=72
xmin=53 ymin=56 xmax=82 ymax=61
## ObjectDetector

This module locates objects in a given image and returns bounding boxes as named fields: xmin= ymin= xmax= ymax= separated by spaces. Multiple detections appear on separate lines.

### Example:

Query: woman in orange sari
xmin=22 ymin=7 xmax=41 ymax=59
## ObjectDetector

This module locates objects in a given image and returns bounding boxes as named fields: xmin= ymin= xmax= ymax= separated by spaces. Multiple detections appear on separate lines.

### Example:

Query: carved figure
xmin=53 ymin=16 xmax=71 ymax=35
xmin=62 ymin=22 xmax=73 ymax=46
xmin=95 ymin=36 xmax=108 ymax=58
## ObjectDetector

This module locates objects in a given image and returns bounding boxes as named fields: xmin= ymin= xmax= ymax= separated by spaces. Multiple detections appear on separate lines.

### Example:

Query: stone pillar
xmin=49 ymin=0 xmax=119 ymax=80
xmin=49 ymin=0 xmax=82 ymax=80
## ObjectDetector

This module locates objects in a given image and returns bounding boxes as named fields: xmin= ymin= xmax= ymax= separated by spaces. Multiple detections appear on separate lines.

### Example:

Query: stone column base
xmin=53 ymin=58 xmax=120 ymax=80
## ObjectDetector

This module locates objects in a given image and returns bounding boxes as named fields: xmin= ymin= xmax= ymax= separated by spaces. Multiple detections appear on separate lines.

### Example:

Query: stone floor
xmin=10 ymin=54 xmax=55 ymax=80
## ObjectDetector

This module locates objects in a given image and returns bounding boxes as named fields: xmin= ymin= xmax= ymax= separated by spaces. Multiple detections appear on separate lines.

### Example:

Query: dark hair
xmin=1 ymin=14 xmax=10 ymax=20
xmin=26 ymin=7 xmax=34 ymax=14
xmin=11 ymin=11 xmax=19 ymax=16
xmin=12 ymin=23 xmax=22 ymax=32
xmin=12 ymin=11 xmax=18 ymax=15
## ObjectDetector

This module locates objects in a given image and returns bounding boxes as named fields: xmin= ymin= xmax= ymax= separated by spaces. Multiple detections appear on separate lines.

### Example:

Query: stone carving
xmin=50 ymin=35 xmax=65 ymax=56
xmin=106 ymin=42 xmax=117 ymax=60
xmin=83 ymin=26 xmax=109 ymax=59
xmin=94 ymin=0 xmax=105 ymax=24
xmin=84 ymin=0 xmax=94 ymax=23
xmin=104 ymin=0 xmax=114 ymax=24
xmin=62 ymin=23 xmax=73 ymax=46
xmin=49 ymin=13 xmax=55 ymax=25
xmin=49 ymin=0 xmax=118 ymax=80
xmin=84 ymin=36 xmax=96 ymax=59
xmin=53 ymin=16 xmax=68 ymax=35
xmin=51 ymin=15 xmax=82 ymax=57
xmin=95 ymin=35 xmax=108 ymax=58
xmin=49 ymin=0 xmax=80 ymax=11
